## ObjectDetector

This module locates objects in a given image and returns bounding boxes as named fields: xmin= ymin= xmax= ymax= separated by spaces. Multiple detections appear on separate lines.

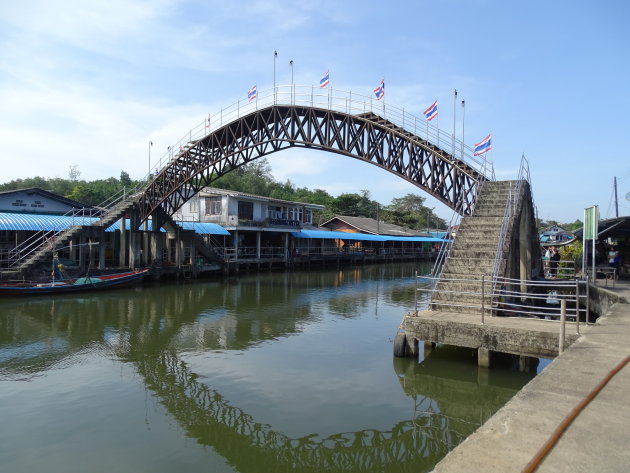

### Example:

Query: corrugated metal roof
xmin=106 ymin=220 xmax=230 ymax=235
xmin=178 ymin=221 xmax=230 ymax=235
xmin=0 ymin=213 xmax=230 ymax=236
xmin=0 ymin=212 xmax=99 ymax=231
xmin=292 ymin=229 xmax=443 ymax=242
xmin=383 ymin=236 xmax=446 ymax=242
xmin=292 ymin=230 xmax=385 ymax=241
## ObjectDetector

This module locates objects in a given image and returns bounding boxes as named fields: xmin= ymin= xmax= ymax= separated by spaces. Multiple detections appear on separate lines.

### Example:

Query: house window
xmin=303 ymin=209 xmax=312 ymax=224
xmin=268 ymin=205 xmax=282 ymax=219
xmin=205 ymin=197 xmax=222 ymax=215
xmin=238 ymin=201 xmax=253 ymax=220
xmin=189 ymin=196 xmax=199 ymax=213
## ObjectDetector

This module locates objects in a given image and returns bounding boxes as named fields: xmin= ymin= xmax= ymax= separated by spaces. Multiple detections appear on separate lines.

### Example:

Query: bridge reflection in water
xmin=0 ymin=264 xmax=534 ymax=472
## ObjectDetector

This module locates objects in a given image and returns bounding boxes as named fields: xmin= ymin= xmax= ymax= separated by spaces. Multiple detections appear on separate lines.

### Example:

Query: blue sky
xmin=1 ymin=0 xmax=629 ymax=222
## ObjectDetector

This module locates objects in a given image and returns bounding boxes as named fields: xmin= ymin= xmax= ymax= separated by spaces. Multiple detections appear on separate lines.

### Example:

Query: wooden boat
xmin=0 ymin=269 xmax=149 ymax=296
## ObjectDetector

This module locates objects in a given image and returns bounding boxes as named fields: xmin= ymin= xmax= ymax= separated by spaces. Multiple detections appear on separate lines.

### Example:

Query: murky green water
xmin=0 ymin=262 xmax=535 ymax=473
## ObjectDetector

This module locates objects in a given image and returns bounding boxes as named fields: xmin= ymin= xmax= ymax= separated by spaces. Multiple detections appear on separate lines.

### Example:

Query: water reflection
xmin=0 ymin=263 xmax=532 ymax=473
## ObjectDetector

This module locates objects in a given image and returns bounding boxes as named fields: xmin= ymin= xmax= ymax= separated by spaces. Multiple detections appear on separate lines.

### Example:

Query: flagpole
xmin=437 ymin=113 xmax=440 ymax=146
xmin=289 ymin=60 xmax=294 ymax=104
xmin=461 ymin=99 xmax=465 ymax=160
xmin=453 ymin=89 xmax=457 ymax=157
xmin=382 ymin=79 xmax=385 ymax=116
xmin=273 ymin=50 xmax=277 ymax=103
xmin=148 ymin=140 xmax=153 ymax=178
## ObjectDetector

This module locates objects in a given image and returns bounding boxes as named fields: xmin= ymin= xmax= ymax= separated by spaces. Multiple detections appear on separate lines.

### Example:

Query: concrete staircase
xmin=430 ymin=180 xmax=519 ymax=313
xmin=154 ymin=208 xmax=224 ymax=265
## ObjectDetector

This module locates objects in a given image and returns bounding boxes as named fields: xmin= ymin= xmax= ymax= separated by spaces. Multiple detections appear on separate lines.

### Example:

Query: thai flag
xmin=320 ymin=71 xmax=329 ymax=88
xmin=247 ymin=85 xmax=257 ymax=102
xmin=474 ymin=134 xmax=492 ymax=156
xmin=374 ymin=79 xmax=385 ymax=100
xmin=423 ymin=100 xmax=438 ymax=121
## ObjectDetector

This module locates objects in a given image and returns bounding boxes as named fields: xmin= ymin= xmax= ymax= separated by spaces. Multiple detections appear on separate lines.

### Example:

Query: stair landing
xmin=404 ymin=310 xmax=582 ymax=359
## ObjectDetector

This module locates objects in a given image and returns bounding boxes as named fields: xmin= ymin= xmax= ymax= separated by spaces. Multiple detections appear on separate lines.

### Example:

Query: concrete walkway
xmin=433 ymin=280 xmax=630 ymax=473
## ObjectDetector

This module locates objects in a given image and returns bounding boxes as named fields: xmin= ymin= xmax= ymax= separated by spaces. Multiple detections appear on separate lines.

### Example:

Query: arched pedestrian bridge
xmin=138 ymin=85 xmax=494 ymax=223
xmin=6 ymin=85 xmax=497 ymax=275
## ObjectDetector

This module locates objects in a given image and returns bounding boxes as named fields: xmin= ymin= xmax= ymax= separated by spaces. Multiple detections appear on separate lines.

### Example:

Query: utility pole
xmin=614 ymin=176 xmax=619 ymax=218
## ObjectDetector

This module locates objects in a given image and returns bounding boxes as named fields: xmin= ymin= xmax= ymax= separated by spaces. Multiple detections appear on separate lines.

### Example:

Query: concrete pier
xmin=404 ymin=310 xmax=581 ymax=361
xmin=431 ymin=281 xmax=630 ymax=472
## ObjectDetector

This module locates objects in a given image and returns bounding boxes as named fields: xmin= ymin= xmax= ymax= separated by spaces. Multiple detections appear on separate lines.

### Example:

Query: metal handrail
xmin=415 ymin=273 xmax=588 ymax=325
xmin=148 ymin=84 xmax=495 ymax=183
xmin=489 ymin=155 xmax=533 ymax=298
xmin=490 ymin=183 xmax=513 ymax=284
xmin=3 ymin=183 xmax=148 ymax=269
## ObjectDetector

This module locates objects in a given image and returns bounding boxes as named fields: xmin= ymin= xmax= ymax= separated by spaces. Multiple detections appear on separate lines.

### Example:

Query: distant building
xmin=0 ymin=187 xmax=91 ymax=215
xmin=540 ymin=225 xmax=575 ymax=245
xmin=320 ymin=215 xmax=430 ymax=237
xmin=290 ymin=215 xmax=443 ymax=258
xmin=175 ymin=187 xmax=325 ymax=261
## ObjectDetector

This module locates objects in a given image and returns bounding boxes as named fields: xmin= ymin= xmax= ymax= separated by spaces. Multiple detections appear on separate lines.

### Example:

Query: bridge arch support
xmin=139 ymin=104 xmax=489 ymax=222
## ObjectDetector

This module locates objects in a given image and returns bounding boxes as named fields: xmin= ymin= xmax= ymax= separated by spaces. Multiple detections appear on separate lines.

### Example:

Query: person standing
xmin=549 ymin=246 xmax=560 ymax=279
xmin=608 ymin=246 xmax=620 ymax=279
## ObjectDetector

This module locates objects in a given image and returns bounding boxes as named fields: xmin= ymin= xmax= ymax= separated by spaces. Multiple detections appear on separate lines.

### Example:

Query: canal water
xmin=0 ymin=262 xmax=536 ymax=473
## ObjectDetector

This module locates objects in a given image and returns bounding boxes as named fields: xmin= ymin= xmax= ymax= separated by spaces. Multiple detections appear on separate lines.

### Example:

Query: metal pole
xmin=461 ymin=99 xmax=465 ymax=160
xmin=559 ymin=299 xmax=566 ymax=354
xmin=575 ymin=278 xmax=580 ymax=334
xmin=289 ymin=60 xmax=294 ymax=104
xmin=481 ymin=275 xmax=485 ymax=324
xmin=273 ymin=50 xmax=277 ymax=102
xmin=614 ymin=176 xmax=619 ymax=217
xmin=592 ymin=206 xmax=597 ymax=284
xmin=415 ymin=270 xmax=418 ymax=312
xmin=586 ymin=279 xmax=590 ymax=326
xmin=148 ymin=140 xmax=152 ymax=177
xmin=582 ymin=207 xmax=587 ymax=280
xmin=453 ymin=89 xmax=457 ymax=156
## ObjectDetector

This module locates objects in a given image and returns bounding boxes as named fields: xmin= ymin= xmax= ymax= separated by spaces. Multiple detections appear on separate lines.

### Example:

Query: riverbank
xmin=432 ymin=279 xmax=630 ymax=472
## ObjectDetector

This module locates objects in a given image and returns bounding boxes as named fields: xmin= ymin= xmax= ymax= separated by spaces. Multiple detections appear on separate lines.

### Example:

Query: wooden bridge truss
xmin=138 ymin=104 xmax=488 ymax=222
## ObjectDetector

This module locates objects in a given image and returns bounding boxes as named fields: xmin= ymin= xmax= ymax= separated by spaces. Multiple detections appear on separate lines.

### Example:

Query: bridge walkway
xmin=432 ymin=281 xmax=630 ymax=472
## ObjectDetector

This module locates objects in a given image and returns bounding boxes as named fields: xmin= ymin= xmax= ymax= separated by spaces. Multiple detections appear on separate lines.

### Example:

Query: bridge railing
xmin=148 ymin=84 xmax=495 ymax=183
xmin=414 ymin=273 xmax=589 ymax=330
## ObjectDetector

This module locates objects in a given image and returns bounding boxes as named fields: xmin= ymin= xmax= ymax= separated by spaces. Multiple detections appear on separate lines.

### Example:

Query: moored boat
xmin=0 ymin=269 xmax=149 ymax=296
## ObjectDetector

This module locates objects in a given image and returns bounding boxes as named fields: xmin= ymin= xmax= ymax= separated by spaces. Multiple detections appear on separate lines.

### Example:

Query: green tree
xmin=381 ymin=193 xmax=446 ymax=230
